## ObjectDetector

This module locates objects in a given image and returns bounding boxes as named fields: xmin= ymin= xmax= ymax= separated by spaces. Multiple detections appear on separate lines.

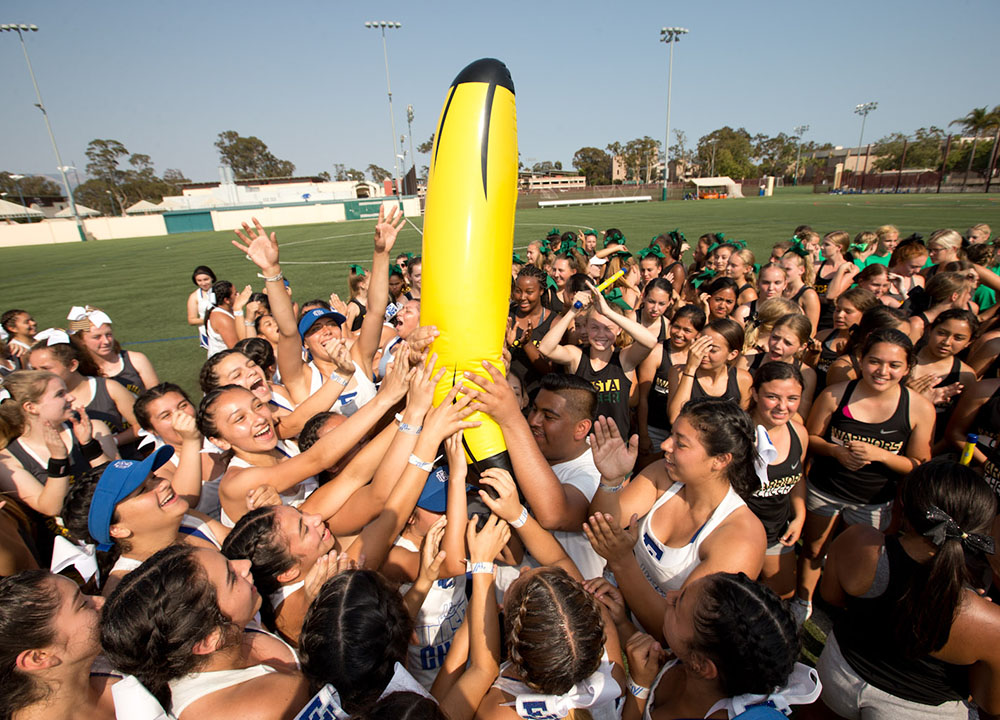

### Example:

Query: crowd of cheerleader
xmin=0 ymin=210 xmax=999 ymax=720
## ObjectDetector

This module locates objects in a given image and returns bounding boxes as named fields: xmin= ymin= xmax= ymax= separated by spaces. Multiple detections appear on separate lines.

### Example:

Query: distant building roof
xmin=179 ymin=175 xmax=331 ymax=189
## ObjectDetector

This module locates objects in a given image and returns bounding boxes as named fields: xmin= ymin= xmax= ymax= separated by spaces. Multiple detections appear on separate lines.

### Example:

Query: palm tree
xmin=950 ymin=106 xmax=991 ymax=191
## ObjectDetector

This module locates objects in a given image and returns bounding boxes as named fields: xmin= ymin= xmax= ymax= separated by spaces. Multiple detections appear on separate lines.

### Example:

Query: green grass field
xmin=2 ymin=188 xmax=997 ymax=396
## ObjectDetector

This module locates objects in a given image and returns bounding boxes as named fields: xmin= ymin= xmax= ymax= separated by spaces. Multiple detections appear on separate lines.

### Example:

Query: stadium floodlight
xmin=1 ymin=23 xmax=85 ymax=239
xmin=792 ymin=125 xmax=810 ymax=186
xmin=659 ymin=27 xmax=689 ymax=201
xmin=854 ymin=102 xmax=878 ymax=173
xmin=365 ymin=20 xmax=404 ymax=199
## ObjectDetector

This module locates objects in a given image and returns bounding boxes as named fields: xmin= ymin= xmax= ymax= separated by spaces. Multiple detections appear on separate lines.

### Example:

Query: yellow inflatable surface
xmin=421 ymin=58 xmax=517 ymax=476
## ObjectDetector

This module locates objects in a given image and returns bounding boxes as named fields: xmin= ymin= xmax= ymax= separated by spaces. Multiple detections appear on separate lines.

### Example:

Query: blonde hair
xmin=928 ymin=229 xmax=963 ymax=253
xmin=876 ymin=225 xmax=899 ymax=242
xmin=743 ymin=297 xmax=802 ymax=352
xmin=526 ymin=241 xmax=546 ymax=270
xmin=731 ymin=248 xmax=757 ymax=286
xmin=824 ymin=231 xmax=851 ymax=256
xmin=968 ymin=223 xmax=991 ymax=238
xmin=854 ymin=231 xmax=878 ymax=252
xmin=783 ymin=251 xmax=815 ymax=286
xmin=0 ymin=370 xmax=60 ymax=447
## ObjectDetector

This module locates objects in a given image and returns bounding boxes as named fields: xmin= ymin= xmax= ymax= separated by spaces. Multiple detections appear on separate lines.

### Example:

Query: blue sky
xmin=3 ymin=0 xmax=997 ymax=183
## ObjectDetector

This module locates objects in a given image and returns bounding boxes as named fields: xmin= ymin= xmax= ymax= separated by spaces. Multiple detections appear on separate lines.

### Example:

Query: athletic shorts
xmin=817 ymin=632 xmax=971 ymax=720
xmin=806 ymin=480 xmax=892 ymax=530
xmin=765 ymin=539 xmax=795 ymax=556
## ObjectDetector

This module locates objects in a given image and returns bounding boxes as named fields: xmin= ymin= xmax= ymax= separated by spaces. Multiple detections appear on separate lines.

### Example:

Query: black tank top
xmin=348 ymin=298 xmax=366 ymax=332
xmin=737 ymin=282 xmax=754 ymax=298
xmin=508 ymin=309 xmax=555 ymax=392
xmin=815 ymin=332 xmax=843 ymax=390
xmin=575 ymin=350 xmax=632 ymax=438
xmin=747 ymin=352 xmax=766 ymax=374
xmin=690 ymin=366 xmax=741 ymax=405
xmin=110 ymin=352 xmax=144 ymax=395
xmin=85 ymin=377 xmax=126 ymax=435
xmin=747 ymin=426 xmax=803 ymax=544
xmin=809 ymin=380 xmax=911 ymax=505
xmin=646 ymin=348 xmax=673 ymax=431
xmin=929 ymin=356 xmax=962 ymax=444
xmin=835 ymin=536 xmax=969 ymax=706
xmin=814 ymin=261 xmax=838 ymax=332
xmin=6 ymin=430 xmax=89 ymax=485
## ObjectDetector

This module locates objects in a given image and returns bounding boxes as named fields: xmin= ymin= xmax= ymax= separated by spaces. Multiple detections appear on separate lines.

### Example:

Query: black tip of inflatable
xmin=464 ymin=449 xmax=513 ymax=499
xmin=452 ymin=58 xmax=515 ymax=95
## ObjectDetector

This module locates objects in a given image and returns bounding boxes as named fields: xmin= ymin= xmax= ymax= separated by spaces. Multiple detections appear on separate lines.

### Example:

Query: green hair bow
xmin=849 ymin=241 xmax=868 ymax=252
xmin=349 ymin=264 xmax=366 ymax=276
xmin=582 ymin=228 xmax=597 ymax=238
xmin=513 ymin=252 xmax=525 ymax=264
xmin=389 ymin=264 xmax=404 ymax=277
xmin=603 ymin=230 xmax=626 ymax=248
xmin=545 ymin=274 xmax=558 ymax=291
xmin=638 ymin=246 xmax=666 ymax=260
xmin=691 ymin=267 xmax=717 ymax=290
xmin=602 ymin=288 xmax=632 ymax=312
xmin=558 ymin=239 xmax=580 ymax=256
xmin=669 ymin=228 xmax=686 ymax=244
xmin=786 ymin=238 xmax=810 ymax=258
xmin=547 ymin=227 xmax=561 ymax=238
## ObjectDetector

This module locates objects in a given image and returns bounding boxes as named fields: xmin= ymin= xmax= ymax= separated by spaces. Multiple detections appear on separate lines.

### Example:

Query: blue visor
xmin=87 ymin=445 xmax=174 ymax=548
xmin=297 ymin=308 xmax=346 ymax=339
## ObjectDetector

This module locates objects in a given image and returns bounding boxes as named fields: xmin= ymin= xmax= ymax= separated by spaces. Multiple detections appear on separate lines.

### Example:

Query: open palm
xmin=232 ymin=217 xmax=279 ymax=271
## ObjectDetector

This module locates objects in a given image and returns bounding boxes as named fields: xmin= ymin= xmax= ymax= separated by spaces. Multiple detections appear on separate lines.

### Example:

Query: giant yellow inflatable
xmin=421 ymin=58 xmax=517 ymax=478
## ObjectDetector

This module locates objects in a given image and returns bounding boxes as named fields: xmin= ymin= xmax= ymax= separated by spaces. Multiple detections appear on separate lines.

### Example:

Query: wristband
xmin=599 ymin=478 xmax=626 ymax=493
xmin=510 ymin=506 xmax=528 ymax=528
xmin=47 ymin=457 xmax=71 ymax=478
xmin=257 ymin=270 xmax=284 ymax=283
xmin=394 ymin=414 xmax=423 ymax=435
xmin=330 ymin=373 xmax=350 ymax=387
xmin=408 ymin=454 xmax=434 ymax=472
xmin=233 ymin=309 xmax=244 ymax=317
xmin=80 ymin=439 xmax=103 ymax=462
xmin=628 ymin=680 xmax=650 ymax=699
xmin=682 ymin=372 xmax=696 ymax=378
xmin=244 ymin=321 xmax=255 ymax=327
xmin=470 ymin=562 xmax=495 ymax=575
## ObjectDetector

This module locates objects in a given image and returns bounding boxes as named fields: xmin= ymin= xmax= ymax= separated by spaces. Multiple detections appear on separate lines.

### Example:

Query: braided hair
xmin=100 ymin=544 xmax=241 ymax=711
xmin=502 ymin=567 xmax=605 ymax=695
xmin=298 ymin=569 xmax=413 ymax=713
xmin=691 ymin=572 xmax=798 ymax=697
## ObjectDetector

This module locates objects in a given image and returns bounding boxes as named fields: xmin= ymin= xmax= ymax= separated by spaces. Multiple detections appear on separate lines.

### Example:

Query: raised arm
xmin=355 ymin=205 xmax=406 ymax=377
xmin=462 ymin=362 xmax=582 ymax=531
xmin=536 ymin=292 xmax=590 ymax=370
xmin=588 ymin=283 xmax=658 ymax=371
xmin=233 ymin=218 xmax=310 ymax=399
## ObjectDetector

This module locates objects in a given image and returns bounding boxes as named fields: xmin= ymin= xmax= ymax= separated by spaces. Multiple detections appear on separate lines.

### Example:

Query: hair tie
xmin=923 ymin=504 xmax=995 ymax=555
xmin=0 ymin=388 xmax=10 ymax=402
xmin=34 ymin=328 xmax=71 ymax=346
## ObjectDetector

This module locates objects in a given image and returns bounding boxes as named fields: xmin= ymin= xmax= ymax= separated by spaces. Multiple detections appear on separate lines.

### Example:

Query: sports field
xmin=2 ymin=188 xmax=997 ymax=396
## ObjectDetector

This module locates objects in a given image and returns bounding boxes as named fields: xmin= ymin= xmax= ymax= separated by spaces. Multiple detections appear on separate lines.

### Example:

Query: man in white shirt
xmin=465 ymin=368 xmax=605 ymax=579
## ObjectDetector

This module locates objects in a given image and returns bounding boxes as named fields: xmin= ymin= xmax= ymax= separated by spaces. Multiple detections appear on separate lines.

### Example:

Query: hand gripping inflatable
xmin=421 ymin=58 xmax=517 ymax=479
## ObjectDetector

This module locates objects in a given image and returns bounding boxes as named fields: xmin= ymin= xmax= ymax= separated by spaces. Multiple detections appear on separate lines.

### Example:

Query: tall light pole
xmin=364 ymin=20 xmax=403 ymax=200
xmin=792 ymin=124 xmax=809 ymax=186
xmin=406 ymin=104 xmax=416 ymax=171
xmin=659 ymin=26 xmax=689 ymax=201
xmin=1 ymin=23 xmax=86 ymax=241
xmin=854 ymin=101 xmax=877 ymax=177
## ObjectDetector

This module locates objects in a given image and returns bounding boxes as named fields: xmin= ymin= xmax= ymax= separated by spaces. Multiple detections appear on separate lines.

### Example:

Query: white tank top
xmin=197 ymin=289 xmax=215 ymax=348
xmin=220 ymin=441 xmax=318 ymax=528
xmin=307 ymin=360 xmax=377 ymax=417
xmin=169 ymin=664 xmax=275 ymax=717
xmin=634 ymin=482 xmax=746 ymax=595
xmin=205 ymin=307 xmax=234 ymax=357
xmin=268 ymin=580 xmax=305 ymax=611
xmin=393 ymin=535 xmax=468 ymax=689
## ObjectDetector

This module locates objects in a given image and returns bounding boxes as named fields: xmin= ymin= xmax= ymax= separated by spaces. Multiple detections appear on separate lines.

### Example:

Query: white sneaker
xmin=789 ymin=597 xmax=812 ymax=628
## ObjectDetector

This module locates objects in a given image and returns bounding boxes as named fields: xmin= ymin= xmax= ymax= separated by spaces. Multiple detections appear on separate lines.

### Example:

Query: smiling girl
xmin=794 ymin=328 xmax=934 ymax=623
xmin=667 ymin=319 xmax=752 ymax=425
xmin=68 ymin=307 xmax=158 ymax=394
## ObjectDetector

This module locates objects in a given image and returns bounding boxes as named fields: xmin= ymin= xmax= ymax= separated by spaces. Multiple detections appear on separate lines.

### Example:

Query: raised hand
xmin=171 ymin=411 xmax=202 ymax=443
xmin=303 ymin=550 xmax=355 ymax=605
xmin=423 ymin=384 xmax=481 ymax=444
xmin=42 ymin=421 xmax=68 ymax=460
xmin=233 ymin=284 xmax=253 ymax=313
xmin=590 ymin=416 xmax=638 ymax=482
xmin=405 ymin=352 xmax=445 ymax=415
xmin=684 ymin=335 xmax=713 ymax=372
xmin=583 ymin=577 xmax=628 ymax=627
xmin=417 ymin=516 xmax=448 ymax=586
xmin=379 ymin=343 xmax=414 ymax=404
xmin=322 ymin=338 xmax=355 ymax=377
xmin=477 ymin=468 xmax=522 ymax=523
xmin=373 ymin=204 xmax=406 ymax=255
xmin=462 ymin=360 xmax=522 ymax=426
xmin=246 ymin=484 xmax=282 ymax=510
xmin=583 ymin=512 xmax=639 ymax=564
xmin=467 ymin=513 xmax=511 ymax=565
xmin=406 ymin=325 xmax=440 ymax=360
xmin=586 ymin=281 xmax=613 ymax=316
xmin=625 ymin=632 xmax=666 ymax=688
xmin=444 ymin=430 xmax=466 ymax=473
xmin=233 ymin=218 xmax=280 ymax=274
xmin=328 ymin=293 xmax=349 ymax=318
xmin=68 ymin=401 xmax=93 ymax=445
